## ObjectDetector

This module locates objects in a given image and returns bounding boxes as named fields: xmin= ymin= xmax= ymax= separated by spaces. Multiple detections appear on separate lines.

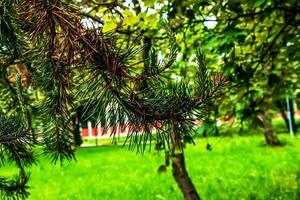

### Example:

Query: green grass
xmin=2 ymin=134 xmax=300 ymax=200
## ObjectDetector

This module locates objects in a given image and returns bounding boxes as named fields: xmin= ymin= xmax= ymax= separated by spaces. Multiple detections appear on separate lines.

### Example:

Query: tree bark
xmin=275 ymin=100 xmax=289 ymax=131
xmin=260 ymin=111 xmax=281 ymax=146
xmin=171 ymin=152 xmax=201 ymax=200
xmin=259 ymin=92 xmax=281 ymax=146
xmin=169 ymin=123 xmax=201 ymax=200
xmin=72 ymin=107 xmax=83 ymax=146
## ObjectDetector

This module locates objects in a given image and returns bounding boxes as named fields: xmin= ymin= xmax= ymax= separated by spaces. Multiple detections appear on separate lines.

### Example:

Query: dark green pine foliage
xmin=0 ymin=0 xmax=80 ymax=198
xmin=0 ymin=114 xmax=35 ymax=200
xmin=17 ymin=0 xmax=87 ymax=163
xmin=0 ymin=0 xmax=22 ymax=115
xmin=0 ymin=75 xmax=35 ymax=199
xmin=78 ymin=28 xmax=226 ymax=153
xmin=0 ymin=1 xmax=34 ymax=199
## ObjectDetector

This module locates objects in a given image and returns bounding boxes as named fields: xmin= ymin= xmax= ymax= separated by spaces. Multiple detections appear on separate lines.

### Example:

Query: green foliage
xmin=1 ymin=0 xmax=85 ymax=197
xmin=106 ymin=0 xmax=300 ymax=133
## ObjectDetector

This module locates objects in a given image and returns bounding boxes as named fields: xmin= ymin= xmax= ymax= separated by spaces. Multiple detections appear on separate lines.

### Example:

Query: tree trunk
xmin=238 ymin=120 xmax=244 ymax=136
xmin=72 ymin=107 xmax=83 ymax=146
xmin=275 ymin=100 xmax=289 ymax=132
xmin=260 ymin=92 xmax=281 ymax=146
xmin=171 ymin=152 xmax=201 ymax=200
xmin=169 ymin=123 xmax=201 ymax=200
xmin=260 ymin=111 xmax=281 ymax=146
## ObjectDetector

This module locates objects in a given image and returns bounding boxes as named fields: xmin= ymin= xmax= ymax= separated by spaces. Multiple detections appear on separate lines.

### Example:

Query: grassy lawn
xmin=1 ymin=134 xmax=300 ymax=200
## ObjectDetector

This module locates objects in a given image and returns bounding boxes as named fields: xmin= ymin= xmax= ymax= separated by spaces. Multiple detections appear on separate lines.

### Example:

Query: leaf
xmin=122 ymin=10 xmax=140 ymax=27
xmin=143 ymin=0 xmax=155 ymax=8
xmin=102 ymin=21 xmax=117 ymax=32
xmin=253 ymin=0 xmax=266 ymax=7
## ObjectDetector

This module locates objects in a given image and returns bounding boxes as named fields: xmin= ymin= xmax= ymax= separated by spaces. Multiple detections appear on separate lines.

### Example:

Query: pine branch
xmin=0 ymin=114 xmax=35 ymax=168
xmin=19 ymin=0 xmax=79 ymax=164
xmin=0 ymin=113 xmax=35 ymax=200
xmin=79 ymin=27 xmax=226 ymax=152
xmin=0 ymin=171 xmax=30 ymax=200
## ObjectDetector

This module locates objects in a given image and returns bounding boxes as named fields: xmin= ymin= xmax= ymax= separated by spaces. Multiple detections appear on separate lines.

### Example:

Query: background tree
xmin=90 ymin=0 xmax=300 ymax=144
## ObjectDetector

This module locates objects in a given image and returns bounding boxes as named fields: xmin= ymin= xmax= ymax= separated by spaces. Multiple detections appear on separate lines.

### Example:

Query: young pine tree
xmin=0 ymin=0 xmax=226 ymax=199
